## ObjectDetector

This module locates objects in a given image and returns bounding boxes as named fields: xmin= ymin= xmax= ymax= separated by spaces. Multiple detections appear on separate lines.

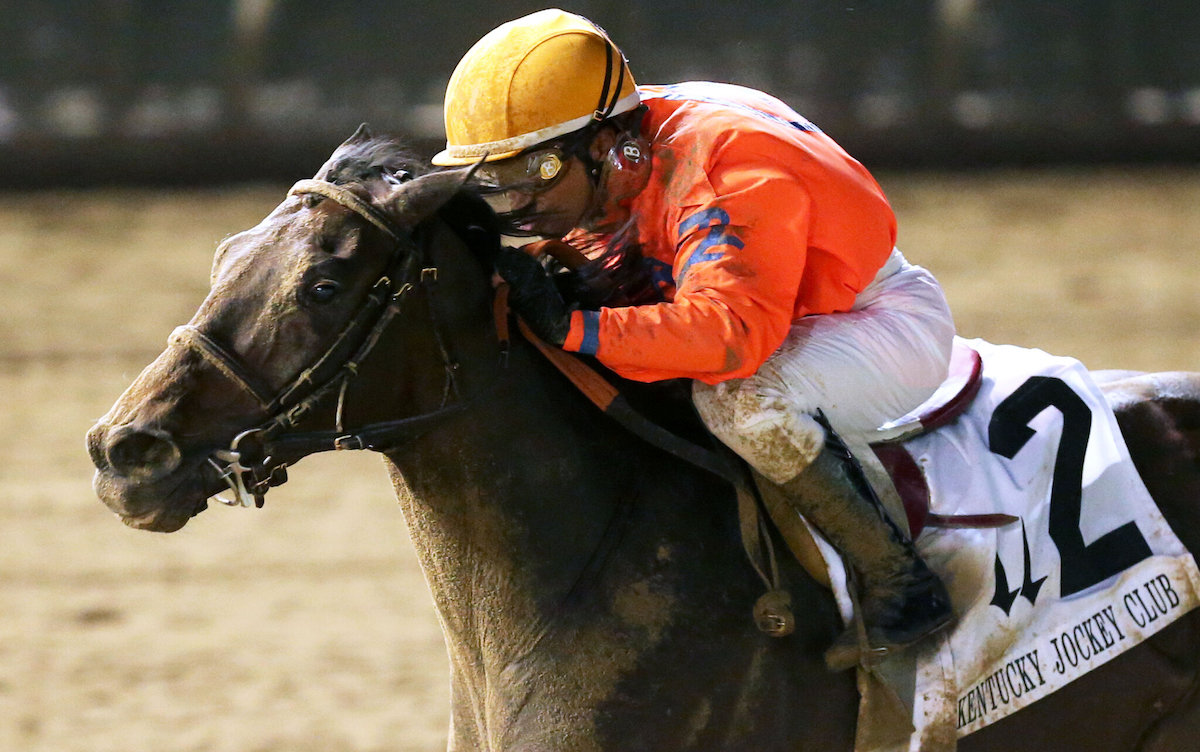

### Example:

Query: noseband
xmin=176 ymin=178 xmax=465 ymax=508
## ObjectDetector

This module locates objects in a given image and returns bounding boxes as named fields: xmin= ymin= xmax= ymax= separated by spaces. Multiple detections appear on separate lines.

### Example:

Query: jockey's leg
xmin=783 ymin=416 xmax=952 ymax=669
xmin=692 ymin=249 xmax=957 ymax=669
xmin=694 ymin=384 xmax=952 ymax=669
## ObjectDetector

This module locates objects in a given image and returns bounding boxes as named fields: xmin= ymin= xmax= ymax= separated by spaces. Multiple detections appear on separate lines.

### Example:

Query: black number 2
xmin=988 ymin=376 xmax=1152 ymax=597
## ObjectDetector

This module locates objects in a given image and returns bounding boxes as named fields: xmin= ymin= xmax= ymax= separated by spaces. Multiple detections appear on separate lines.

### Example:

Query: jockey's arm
xmin=561 ymin=154 xmax=812 ymax=384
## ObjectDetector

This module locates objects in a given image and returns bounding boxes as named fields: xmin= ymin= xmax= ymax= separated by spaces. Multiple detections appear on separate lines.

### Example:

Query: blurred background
xmin=2 ymin=3 xmax=1198 ymax=751
xmin=3 ymin=0 xmax=1200 ymax=186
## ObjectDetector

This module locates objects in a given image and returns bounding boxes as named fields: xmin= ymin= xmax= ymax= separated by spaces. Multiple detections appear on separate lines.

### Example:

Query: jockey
xmin=432 ymin=8 xmax=956 ymax=668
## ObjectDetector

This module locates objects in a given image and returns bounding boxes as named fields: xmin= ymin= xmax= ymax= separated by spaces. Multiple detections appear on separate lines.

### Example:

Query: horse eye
xmin=307 ymin=280 xmax=340 ymax=303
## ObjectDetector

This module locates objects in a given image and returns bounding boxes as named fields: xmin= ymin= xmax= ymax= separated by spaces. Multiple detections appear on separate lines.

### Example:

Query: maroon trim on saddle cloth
xmin=918 ymin=343 xmax=983 ymax=433
xmin=871 ymin=343 xmax=1016 ymax=536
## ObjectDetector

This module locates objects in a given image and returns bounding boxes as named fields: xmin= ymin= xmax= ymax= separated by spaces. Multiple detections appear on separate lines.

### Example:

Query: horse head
xmin=86 ymin=125 xmax=490 ymax=532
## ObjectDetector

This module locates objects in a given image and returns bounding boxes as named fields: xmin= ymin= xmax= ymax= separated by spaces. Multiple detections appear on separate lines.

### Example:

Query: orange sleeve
xmin=563 ymin=152 xmax=811 ymax=384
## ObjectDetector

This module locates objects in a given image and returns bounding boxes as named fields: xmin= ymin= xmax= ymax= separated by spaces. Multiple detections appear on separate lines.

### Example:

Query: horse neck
xmin=350 ymin=220 xmax=629 ymax=640
xmin=360 ymin=221 xmax=846 ymax=739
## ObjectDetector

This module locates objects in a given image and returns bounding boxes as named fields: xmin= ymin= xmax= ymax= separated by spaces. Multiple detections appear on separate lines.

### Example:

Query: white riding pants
xmin=693 ymin=249 xmax=955 ymax=483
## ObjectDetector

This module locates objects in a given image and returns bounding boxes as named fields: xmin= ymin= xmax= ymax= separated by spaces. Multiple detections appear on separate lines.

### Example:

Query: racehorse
xmin=87 ymin=127 xmax=1200 ymax=750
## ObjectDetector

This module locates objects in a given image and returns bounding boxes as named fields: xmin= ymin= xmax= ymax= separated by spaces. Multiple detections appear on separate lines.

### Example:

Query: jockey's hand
xmin=495 ymin=246 xmax=576 ymax=346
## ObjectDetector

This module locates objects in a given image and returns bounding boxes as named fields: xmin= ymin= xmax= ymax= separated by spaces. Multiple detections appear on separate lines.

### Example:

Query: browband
xmin=289 ymin=179 xmax=401 ymax=241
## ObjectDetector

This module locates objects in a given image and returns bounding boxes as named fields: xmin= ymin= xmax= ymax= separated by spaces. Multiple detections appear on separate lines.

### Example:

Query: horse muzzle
xmin=87 ymin=420 xmax=209 ymax=531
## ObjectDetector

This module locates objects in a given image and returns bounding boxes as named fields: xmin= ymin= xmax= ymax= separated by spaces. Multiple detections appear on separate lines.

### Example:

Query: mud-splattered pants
xmin=693 ymin=248 xmax=955 ymax=483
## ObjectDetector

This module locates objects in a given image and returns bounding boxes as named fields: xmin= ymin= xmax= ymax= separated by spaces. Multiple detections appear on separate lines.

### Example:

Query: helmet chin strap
xmin=590 ymin=21 xmax=627 ymax=123
xmin=490 ymin=109 xmax=649 ymax=238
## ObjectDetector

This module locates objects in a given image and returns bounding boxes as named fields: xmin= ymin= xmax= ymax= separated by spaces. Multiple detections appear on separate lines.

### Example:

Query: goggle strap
xmin=590 ymin=22 xmax=625 ymax=123
xmin=593 ymin=42 xmax=615 ymax=122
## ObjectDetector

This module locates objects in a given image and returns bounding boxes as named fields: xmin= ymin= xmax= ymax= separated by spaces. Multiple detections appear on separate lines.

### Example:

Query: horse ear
xmin=382 ymin=164 xmax=479 ymax=227
xmin=313 ymin=124 xmax=377 ymax=179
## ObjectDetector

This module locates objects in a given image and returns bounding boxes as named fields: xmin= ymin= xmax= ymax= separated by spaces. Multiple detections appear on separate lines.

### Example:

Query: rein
xmin=178 ymin=178 xmax=464 ymax=508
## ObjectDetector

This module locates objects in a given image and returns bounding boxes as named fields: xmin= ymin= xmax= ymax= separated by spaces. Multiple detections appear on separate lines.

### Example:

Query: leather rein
xmin=178 ymin=178 xmax=466 ymax=509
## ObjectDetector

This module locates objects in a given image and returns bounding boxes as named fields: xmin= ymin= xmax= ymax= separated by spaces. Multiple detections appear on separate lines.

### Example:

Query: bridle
xmin=173 ymin=177 xmax=466 ymax=509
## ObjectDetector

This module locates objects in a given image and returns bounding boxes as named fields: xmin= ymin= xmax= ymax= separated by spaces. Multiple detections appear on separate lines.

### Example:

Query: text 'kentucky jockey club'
xmin=958 ymin=571 xmax=1184 ymax=729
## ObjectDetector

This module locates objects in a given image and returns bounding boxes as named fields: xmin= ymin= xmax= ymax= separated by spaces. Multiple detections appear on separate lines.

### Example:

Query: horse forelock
xmin=316 ymin=134 xmax=429 ymax=187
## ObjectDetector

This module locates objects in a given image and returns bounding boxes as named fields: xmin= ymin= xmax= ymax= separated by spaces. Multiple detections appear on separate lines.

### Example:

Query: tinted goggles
xmin=473 ymin=147 xmax=568 ymax=193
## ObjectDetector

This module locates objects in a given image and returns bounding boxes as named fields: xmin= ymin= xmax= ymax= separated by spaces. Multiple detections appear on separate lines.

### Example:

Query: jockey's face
xmin=497 ymin=154 xmax=595 ymax=237
xmin=479 ymin=129 xmax=620 ymax=238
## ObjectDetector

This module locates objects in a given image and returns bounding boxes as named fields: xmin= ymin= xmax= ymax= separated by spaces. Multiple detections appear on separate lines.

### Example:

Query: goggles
xmin=468 ymin=128 xmax=614 ymax=235
xmin=473 ymin=147 xmax=568 ymax=193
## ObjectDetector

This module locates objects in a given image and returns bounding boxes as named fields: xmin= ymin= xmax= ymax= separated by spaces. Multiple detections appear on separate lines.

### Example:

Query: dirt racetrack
xmin=3 ymin=167 xmax=1199 ymax=751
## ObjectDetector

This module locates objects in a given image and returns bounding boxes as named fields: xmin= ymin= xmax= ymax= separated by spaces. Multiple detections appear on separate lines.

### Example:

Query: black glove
xmin=494 ymin=246 xmax=576 ymax=346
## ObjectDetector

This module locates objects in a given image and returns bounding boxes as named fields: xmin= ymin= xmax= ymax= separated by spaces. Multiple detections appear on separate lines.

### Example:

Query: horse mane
xmin=314 ymin=127 xmax=659 ymax=319
xmin=574 ymin=227 xmax=661 ymax=308
xmin=313 ymin=127 xmax=658 ymax=309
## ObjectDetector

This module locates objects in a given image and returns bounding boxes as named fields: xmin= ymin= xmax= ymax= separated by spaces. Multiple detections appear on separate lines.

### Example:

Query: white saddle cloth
xmin=814 ymin=339 xmax=1200 ymax=751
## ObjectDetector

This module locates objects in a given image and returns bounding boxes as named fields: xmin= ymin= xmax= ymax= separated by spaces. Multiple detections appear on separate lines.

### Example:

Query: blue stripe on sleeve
xmin=578 ymin=310 xmax=601 ymax=355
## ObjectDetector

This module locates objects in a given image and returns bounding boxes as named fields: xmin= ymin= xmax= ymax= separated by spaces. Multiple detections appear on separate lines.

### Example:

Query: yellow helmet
xmin=432 ymin=9 xmax=640 ymax=166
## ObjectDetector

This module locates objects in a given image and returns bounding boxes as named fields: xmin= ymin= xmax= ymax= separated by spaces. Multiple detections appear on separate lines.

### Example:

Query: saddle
xmin=510 ymin=301 xmax=1200 ymax=748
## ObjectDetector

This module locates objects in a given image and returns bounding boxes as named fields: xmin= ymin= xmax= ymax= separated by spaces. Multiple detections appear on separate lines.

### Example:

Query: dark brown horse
xmin=88 ymin=128 xmax=1200 ymax=750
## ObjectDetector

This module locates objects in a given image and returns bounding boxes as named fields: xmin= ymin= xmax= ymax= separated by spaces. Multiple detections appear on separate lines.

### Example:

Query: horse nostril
xmin=86 ymin=422 xmax=109 ymax=470
xmin=104 ymin=425 xmax=182 ymax=480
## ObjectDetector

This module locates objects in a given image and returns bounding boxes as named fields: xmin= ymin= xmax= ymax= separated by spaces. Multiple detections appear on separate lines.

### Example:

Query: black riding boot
xmin=777 ymin=432 xmax=953 ymax=671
